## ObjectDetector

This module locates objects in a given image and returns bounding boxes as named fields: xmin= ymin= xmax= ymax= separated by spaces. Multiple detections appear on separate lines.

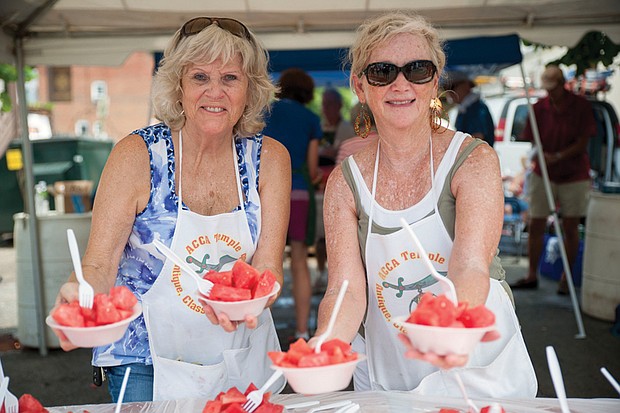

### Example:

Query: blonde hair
xmin=348 ymin=11 xmax=446 ymax=90
xmin=151 ymin=23 xmax=276 ymax=136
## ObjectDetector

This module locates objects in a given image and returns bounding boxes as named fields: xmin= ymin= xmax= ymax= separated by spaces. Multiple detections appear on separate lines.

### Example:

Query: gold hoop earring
xmin=354 ymin=104 xmax=372 ymax=139
xmin=429 ymin=97 xmax=444 ymax=132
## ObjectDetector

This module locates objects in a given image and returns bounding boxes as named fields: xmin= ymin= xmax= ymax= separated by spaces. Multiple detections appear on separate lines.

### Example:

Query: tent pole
xmin=15 ymin=36 xmax=49 ymax=355
xmin=519 ymin=63 xmax=586 ymax=339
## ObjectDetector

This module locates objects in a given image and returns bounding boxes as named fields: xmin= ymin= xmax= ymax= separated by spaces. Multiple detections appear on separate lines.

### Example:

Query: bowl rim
xmin=271 ymin=354 xmax=366 ymax=372
xmin=392 ymin=315 xmax=496 ymax=333
xmin=200 ymin=281 xmax=281 ymax=305
xmin=45 ymin=302 xmax=142 ymax=332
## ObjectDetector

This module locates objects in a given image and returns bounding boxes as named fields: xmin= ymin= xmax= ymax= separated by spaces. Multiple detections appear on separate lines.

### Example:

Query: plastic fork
xmin=600 ymin=367 xmax=620 ymax=395
xmin=242 ymin=370 xmax=283 ymax=412
xmin=453 ymin=371 xmax=480 ymax=413
xmin=334 ymin=402 xmax=360 ymax=413
xmin=546 ymin=346 xmax=571 ymax=413
xmin=400 ymin=218 xmax=458 ymax=305
xmin=67 ymin=228 xmax=94 ymax=309
xmin=1 ymin=377 xmax=17 ymax=413
xmin=114 ymin=366 xmax=131 ymax=413
xmin=307 ymin=400 xmax=352 ymax=413
xmin=0 ymin=377 xmax=7 ymax=412
xmin=313 ymin=279 xmax=349 ymax=354
xmin=153 ymin=239 xmax=214 ymax=297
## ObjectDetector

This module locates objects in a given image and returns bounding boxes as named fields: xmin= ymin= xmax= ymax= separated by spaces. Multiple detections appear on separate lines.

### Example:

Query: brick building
xmin=36 ymin=51 xmax=155 ymax=143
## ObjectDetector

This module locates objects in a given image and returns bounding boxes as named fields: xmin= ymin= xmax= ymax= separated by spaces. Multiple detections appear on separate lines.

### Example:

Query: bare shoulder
xmin=452 ymin=135 xmax=502 ymax=196
xmin=106 ymin=135 xmax=150 ymax=173
xmin=457 ymin=136 xmax=500 ymax=171
xmin=324 ymin=164 xmax=356 ymax=214
xmin=109 ymin=133 xmax=149 ymax=165
xmin=260 ymin=135 xmax=291 ymax=167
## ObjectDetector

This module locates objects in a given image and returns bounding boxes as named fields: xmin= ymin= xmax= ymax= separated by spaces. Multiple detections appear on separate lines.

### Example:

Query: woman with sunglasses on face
xmin=312 ymin=11 xmax=537 ymax=397
xmin=50 ymin=17 xmax=290 ymax=402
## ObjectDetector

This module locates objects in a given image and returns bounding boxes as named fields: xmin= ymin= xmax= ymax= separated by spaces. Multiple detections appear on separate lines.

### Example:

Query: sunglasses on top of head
xmin=361 ymin=60 xmax=437 ymax=87
xmin=176 ymin=17 xmax=253 ymax=47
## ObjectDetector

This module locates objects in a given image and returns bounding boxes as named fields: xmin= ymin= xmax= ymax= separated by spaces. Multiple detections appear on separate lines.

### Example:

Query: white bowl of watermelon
xmin=268 ymin=338 xmax=364 ymax=395
xmin=393 ymin=292 xmax=496 ymax=356
xmin=46 ymin=285 xmax=141 ymax=348
xmin=199 ymin=260 xmax=281 ymax=321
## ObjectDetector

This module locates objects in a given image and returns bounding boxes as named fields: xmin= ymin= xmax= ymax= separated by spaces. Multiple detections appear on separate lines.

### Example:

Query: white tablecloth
xmin=47 ymin=391 xmax=619 ymax=412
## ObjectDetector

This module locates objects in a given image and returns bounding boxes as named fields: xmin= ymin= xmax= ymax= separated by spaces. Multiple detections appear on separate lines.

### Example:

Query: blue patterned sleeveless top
xmin=93 ymin=123 xmax=263 ymax=367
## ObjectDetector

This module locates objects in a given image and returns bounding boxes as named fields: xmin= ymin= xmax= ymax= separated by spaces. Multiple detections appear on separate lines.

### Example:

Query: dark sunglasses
xmin=177 ymin=17 xmax=253 ymax=45
xmin=362 ymin=60 xmax=437 ymax=87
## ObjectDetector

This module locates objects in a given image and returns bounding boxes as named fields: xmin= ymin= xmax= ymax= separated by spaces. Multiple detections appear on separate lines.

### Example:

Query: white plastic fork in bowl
xmin=67 ymin=228 xmax=94 ymax=309
xmin=399 ymin=218 xmax=457 ymax=305
xmin=0 ymin=358 xmax=18 ymax=413
xmin=313 ymin=279 xmax=349 ymax=354
xmin=153 ymin=239 xmax=214 ymax=297
xmin=242 ymin=369 xmax=283 ymax=412
xmin=0 ymin=377 xmax=17 ymax=413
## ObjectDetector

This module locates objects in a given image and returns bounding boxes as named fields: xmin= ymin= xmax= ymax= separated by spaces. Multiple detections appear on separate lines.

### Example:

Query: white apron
xmin=352 ymin=137 xmax=537 ymax=398
xmin=142 ymin=132 xmax=285 ymax=401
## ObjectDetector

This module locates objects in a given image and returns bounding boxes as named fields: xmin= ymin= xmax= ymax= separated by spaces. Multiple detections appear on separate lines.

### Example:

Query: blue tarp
xmin=155 ymin=34 xmax=522 ymax=86
xmin=267 ymin=34 xmax=522 ymax=85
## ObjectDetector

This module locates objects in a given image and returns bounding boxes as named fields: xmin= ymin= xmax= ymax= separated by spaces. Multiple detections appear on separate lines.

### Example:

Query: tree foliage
xmin=525 ymin=31 xmax=620 ymax=76
xmin=0 ymin=63 xmax=35 ymax=112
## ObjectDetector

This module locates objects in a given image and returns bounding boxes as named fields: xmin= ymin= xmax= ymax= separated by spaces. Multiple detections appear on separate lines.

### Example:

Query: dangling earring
xmin=176 ymin=100 xmax=185 ymax=117
xmin=429 ymin=97 xmax=444 ymax=132
xmin=354 ymin=104 xmax=372 ymax=139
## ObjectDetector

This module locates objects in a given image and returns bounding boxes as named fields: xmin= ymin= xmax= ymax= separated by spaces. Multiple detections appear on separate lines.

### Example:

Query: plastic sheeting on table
xmin=46 ymin=391 xmax=620 ymax=412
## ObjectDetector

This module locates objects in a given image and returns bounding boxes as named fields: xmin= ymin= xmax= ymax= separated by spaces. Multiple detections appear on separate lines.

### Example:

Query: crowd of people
xmin=48 ymin=8 xmax=599 ymax=403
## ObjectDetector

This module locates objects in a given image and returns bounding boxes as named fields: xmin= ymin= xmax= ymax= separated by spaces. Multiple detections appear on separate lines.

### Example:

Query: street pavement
xmin=0 ymin=240 xmax=619 ymax=408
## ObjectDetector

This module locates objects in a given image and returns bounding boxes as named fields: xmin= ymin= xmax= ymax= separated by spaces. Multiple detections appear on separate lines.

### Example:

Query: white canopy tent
xmin=1 ymin=0 xmax=619 ymax=66
xmin=1 ymin=0 xmax=617 ymax=353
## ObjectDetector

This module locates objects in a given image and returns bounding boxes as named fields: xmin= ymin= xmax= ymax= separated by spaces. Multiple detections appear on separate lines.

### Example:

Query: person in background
xmin=335 ymin=103 xmax=379 ymax=164
xmin=313 ymin=88 xmax=356 ymax=293
xmin=50 ymin=16 xmax=290 ymax=402
xmin=319 ymin=88 xmax=356 ymax=165
xmin=263 ymin=68 xmax=322 ymax=340
xmin=510 ymin=65 xmax=596 ymax=295
xmin=445 ymin=71 xmax=495 ymax=147
xmin=312 ymin=10 xmax=536 ymax=397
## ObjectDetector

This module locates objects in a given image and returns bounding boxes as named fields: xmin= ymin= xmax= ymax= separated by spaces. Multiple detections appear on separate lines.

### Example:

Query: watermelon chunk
xmin=51 ymin=302 xmax=84 ymax=327
xmin=252 ymin=270 xmax=276 ymax=299
xmin=232 ymin=260 xmax=260 ymax=290
xmin=94 ymin=294 xmax=122 ymax=325
xmin=458 ymin=305 xmax=496 ymax=328
xmin=205 ymin=270 xmax=233 ymax=287
xmin=18 ymin=394 xmax=49 ymax=413
xmin=109 ymin=285 xmax=138 ymax=310
xmin=209 ymin=284 xmax=252 ymax=302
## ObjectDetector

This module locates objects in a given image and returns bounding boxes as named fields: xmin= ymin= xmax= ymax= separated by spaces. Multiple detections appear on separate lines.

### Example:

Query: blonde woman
xmin=51 ymin=17 xmax=290 ymax=402
xmin=313 ymin=11 xmax=537 ymax=397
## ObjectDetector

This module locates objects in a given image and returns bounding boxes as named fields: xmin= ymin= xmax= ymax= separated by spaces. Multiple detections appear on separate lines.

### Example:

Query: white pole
xmin=520 ymin=63 xmax=586 ymax=339
xmin=15 ymin=37 xmax=49 ymax=354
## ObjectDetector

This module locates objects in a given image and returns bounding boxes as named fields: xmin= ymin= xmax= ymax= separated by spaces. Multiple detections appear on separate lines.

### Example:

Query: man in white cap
xmin=446 ymin=71 xmax=495 ymax=147
xmin=510 ymin=65 xmax=596 ymax=294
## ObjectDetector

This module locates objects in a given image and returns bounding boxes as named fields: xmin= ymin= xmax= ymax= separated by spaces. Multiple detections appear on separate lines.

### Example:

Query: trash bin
xmin=0 ymin=136 xmax=112 ymax=234
xmin=14 ymin=211 xmax=91 ymax=348
xmin=582 ymin=192 xmax=620 ymax=321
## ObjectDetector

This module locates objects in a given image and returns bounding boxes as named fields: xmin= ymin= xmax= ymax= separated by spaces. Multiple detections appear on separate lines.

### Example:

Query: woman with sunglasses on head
xmin=50 ymin=17 xmax=290 ymax=402
xmin=312 ymin=11 xmax=536 ymax=397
